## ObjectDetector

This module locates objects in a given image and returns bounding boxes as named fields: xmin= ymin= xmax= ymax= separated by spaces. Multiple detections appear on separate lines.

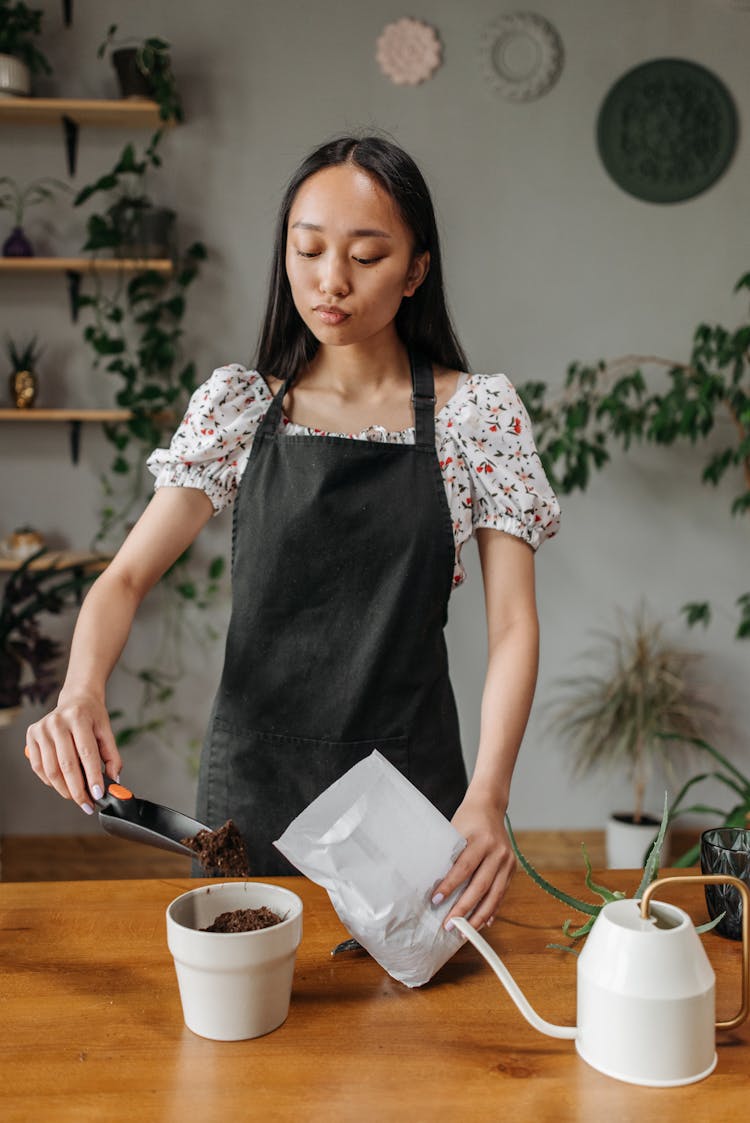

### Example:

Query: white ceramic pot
xmin=166 ymin=880 xmax=303 ymax=1041
xmin=0 ymin=54 xmax=31 ymax=97
xmin=606 ymin=814 xmax=670 ymax=869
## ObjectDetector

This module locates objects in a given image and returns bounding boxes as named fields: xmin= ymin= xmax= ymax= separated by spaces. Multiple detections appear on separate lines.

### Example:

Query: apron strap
xmin=257 ymin=353 xmax=436 ymax=446
xmin=410 ymin=351 xmax=437 ymax=449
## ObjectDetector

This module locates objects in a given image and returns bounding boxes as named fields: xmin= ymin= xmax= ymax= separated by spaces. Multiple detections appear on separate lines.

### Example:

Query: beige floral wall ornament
xmin=375 ymin=18 xmax=443 ymax=86
xmin=480 ymin=12 xmax=564 ymax=102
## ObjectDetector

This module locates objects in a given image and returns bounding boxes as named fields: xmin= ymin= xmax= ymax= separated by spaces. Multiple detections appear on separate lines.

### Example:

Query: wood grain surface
xmin=0 ymin=870 xmax=746 ymax=1122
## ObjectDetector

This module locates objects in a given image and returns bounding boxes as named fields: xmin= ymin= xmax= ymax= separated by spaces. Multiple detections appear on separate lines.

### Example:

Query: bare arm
xmin=25 ymin=486 xmax=214 ymax=811
xmin=432 ymin=528 xmax=539 ymax=929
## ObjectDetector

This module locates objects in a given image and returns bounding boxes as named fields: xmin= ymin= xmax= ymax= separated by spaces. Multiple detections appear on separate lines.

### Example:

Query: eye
xmin=354 ymin=256 xmax=383 ymax=265
xmin=295 ymin=250 xmax=320 ymax=258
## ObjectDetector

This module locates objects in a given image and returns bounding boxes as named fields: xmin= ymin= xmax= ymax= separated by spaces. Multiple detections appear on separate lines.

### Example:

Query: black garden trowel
xmin=94 ymin=777 xmax=210 ymax=857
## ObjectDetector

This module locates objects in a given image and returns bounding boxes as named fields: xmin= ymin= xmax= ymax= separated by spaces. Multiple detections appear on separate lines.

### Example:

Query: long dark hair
xmin=253 ymin=134 xmax=468 ymax=379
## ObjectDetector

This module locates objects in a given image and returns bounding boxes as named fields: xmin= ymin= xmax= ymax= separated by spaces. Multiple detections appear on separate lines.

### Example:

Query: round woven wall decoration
xmin=596 ymin=58 xmax=738 ymax=203
xmin=375 ymin=18 xmax=442 ymax=86
xmin=480 ymin=12 xmax=564 ymax=101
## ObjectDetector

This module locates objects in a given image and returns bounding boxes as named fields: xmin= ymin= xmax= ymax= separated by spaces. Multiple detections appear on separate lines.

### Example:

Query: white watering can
xmin=453 ymin=874 xmax=750 ymax=1087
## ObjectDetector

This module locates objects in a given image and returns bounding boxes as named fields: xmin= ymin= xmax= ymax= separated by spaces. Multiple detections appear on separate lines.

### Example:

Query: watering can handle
xmin=641 ymin=874 xmax=750 ymax=1031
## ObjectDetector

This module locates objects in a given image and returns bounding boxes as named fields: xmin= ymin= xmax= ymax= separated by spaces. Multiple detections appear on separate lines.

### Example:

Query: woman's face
xmin=285 ymin=163 xmax=429 ymax=349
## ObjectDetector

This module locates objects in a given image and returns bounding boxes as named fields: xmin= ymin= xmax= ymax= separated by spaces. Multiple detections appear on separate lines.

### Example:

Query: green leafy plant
xmin=74 ymin=132 xmax=170 ymax=257
xmin=0 ymin=0 xmax=53 ymax=76
xmin=547 ymin=605 xmax=716 ymax=823
xmin=507 ymin=795 xmax=721 ymax=953
xmin=97 ymin=24 xmax=183 ymax=123
xmin=518 ymin=271 xmax=750 ymax=638
xmin=5 ymin=332 xmax=42 ymax=371
xmin=0 ymin=175 xmax=70 ymax=228
xmin=665 ymin=734 xmax=750 ymax=867
xmin=0 ymin=549 xmax=98 ymax=708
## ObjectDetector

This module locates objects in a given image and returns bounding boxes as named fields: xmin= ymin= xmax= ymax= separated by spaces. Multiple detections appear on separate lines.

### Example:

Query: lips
xmin=314 ymin=306 xmax=351 ymax=326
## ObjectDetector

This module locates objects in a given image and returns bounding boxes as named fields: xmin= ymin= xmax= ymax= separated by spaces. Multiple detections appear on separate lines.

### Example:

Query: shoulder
xmin=197 ymin=363 xmax=270 ymax=407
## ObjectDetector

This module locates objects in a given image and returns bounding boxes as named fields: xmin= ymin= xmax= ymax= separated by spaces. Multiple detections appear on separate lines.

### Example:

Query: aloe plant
xmin=507 ymin=794 xmax=721 ymax=952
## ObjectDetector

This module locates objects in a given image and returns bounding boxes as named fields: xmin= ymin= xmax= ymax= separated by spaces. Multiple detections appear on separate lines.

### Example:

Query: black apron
xmin=196 ymin=350 xmax=467 ymax=874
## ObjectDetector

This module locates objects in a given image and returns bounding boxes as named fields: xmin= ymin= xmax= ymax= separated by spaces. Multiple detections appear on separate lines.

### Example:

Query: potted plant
xmin=6 ymin=332 xmax=43 ymax=407
xmin=97 ymin=25 xmax=183 ymax=123
xmin=547 ymin=605 xmax=716 ymax=867
xmin=0 ymin=0 xmax=52 ymax=96
xmin=0 ymin=174 xmax=70 ymax=256
xmin=0 ymin=548 xmax=98 ymax=724
xmin=73 ymin=133 xmax=175 ymax=259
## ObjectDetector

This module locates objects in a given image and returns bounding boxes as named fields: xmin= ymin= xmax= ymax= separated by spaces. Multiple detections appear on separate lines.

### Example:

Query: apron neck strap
xmin=259 ymin=352 xmax=436 ymax=445
xmin=410 ymin=351 xmax=437 ymax=448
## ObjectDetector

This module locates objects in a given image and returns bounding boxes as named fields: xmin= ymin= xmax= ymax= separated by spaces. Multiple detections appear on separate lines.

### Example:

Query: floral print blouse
xmin=147 ymin=363 xmax=561 ymax=589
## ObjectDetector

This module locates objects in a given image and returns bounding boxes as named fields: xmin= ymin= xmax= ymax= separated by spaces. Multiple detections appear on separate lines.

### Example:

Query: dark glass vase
xmin=701 ymin=827 xmax=750 ymax=940
xmin=3 ymin=226 xmax=34 ymax=256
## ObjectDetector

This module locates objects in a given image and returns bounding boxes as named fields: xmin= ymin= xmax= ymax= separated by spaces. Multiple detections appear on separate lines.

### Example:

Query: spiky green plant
xmin=664 ymin=734 xmax=750 ymax=866
xmin=548 ymin=606 xmax=716 ymax=823
xmin=507 ymin=794 xmax=722 ymax=953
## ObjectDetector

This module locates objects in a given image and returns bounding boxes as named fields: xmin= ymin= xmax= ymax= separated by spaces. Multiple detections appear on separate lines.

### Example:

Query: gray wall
xmin=2 ymin=0 xmax=748 ymax=835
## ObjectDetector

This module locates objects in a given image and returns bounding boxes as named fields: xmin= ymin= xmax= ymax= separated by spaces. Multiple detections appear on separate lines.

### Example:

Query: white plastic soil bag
xmin=274 ymin=750 xmax=467 ymax=987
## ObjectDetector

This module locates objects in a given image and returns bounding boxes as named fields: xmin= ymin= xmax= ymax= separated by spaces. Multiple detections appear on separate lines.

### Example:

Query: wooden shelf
xmin=0 ymin=551 xmax=110 ymax=573
xmin=0 ymin=408 xmax=132 ymax=422
xmin=0 ymin=257 xmax=173 ymax=274
xmin=0 ymin=97 xmax=168 ymax=128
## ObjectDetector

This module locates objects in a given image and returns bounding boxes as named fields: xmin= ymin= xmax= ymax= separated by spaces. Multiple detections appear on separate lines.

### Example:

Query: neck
xmin=303 ymin=328 xmax=411 ymax=398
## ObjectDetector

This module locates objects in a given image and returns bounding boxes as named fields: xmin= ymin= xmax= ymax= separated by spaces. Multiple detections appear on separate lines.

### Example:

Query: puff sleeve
xmin=438 ymin=373 xmax=560 ymax=577
xmin=146 ymin=363 xmax=269 ymax=514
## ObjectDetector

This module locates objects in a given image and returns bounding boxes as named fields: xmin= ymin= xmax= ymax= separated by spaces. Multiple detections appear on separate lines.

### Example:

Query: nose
xmin=319 ymin=252 xmax=350 ymax=297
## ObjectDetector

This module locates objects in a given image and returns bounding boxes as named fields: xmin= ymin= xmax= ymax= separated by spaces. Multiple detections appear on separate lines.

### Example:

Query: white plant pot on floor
xmin=606 ymin=814 xmax=671 ymax=869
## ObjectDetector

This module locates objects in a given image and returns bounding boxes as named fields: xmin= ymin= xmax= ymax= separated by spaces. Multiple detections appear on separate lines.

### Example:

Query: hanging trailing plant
xmin=518 ymin=271 xmax=750 ymax=638
xmin=73 ymin=127 xmax=224 ymax=761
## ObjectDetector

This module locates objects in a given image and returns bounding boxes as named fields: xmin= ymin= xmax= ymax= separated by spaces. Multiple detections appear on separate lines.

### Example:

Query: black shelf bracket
xmin=62 ymin=114 xmax=79 ymax=176
xmin=66 ymin=268 xmax=82 ymax=322
xmin=69 ymin=419 xmax=82 ymax=464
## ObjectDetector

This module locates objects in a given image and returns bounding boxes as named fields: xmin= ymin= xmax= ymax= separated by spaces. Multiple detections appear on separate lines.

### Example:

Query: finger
xmin=24 ymin=737 xmax=52 ymax=787
xmin=450 ymin=861 xmax=516 ymax=931
xmin=431 ymin=843 xmax=485 ymax=905
xmin=39 ymin=723 xmax=94 ymax=814
xmin=70 ymin=720 xmax=108 ymax=804
xmin=444 ymin=858 xmax=498 ymax=928
xmin=94 ymin=718 xmax=122 ymax=784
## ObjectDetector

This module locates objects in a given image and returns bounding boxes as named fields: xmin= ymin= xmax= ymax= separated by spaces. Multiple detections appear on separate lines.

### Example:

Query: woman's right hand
xmin=25 ymin=689 xmax=122 ymax=815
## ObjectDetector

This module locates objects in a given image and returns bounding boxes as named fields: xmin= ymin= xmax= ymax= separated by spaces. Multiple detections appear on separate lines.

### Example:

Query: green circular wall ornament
xmin=596 ymin=58 xmax=738 ymax=204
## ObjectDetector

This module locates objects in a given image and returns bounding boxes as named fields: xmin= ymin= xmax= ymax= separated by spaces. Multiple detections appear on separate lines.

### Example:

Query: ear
xmin=404 ymin=250 xmax=430 ymax=298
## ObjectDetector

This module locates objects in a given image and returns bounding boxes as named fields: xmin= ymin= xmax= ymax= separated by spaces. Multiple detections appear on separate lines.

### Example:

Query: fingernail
xmin=444 ymin=918 xmax=455 ymax=932
xmin=431 ymin=892 xmax=444 ymax=906
xmin=115 ymin=774 xmax=121 ymax=783
xmin=81 ymin=802 xmax=94 ymax=815
xmin=486 ymin=917 xmax=495 ymax=928
xmin=92 ymin=784 xmax=103 ymax=801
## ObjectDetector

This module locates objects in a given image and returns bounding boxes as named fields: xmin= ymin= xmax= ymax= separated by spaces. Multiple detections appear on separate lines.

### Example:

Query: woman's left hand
xmin=432 ymin=793 xmax=516 ymax=930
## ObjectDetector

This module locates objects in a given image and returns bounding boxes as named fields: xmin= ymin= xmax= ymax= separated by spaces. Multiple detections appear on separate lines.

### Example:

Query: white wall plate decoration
xmin=375 ymin=18 xmax=443 ymax=86
xmin=480 ymin=12 xmax=564 ymax=101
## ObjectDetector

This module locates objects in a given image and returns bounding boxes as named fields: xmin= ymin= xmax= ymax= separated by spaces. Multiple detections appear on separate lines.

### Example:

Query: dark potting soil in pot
xmin=180 ymin=819 xmax=251 ymax=877
xmin=200 ymin=906 xmax=283 ymax=933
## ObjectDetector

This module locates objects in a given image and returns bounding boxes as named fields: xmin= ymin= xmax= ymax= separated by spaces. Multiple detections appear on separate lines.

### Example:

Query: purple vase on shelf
xmin=2 ymin=227 xmax=34 ymax=256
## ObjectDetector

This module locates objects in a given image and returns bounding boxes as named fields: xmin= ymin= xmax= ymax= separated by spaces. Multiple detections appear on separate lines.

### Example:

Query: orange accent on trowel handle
xmin=107 ymin=783 xmax=134 ymax=800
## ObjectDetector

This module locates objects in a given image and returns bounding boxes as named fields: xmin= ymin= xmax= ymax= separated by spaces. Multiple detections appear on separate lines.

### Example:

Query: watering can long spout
xmin=452 ymin=917 xmax=577 ymax=1040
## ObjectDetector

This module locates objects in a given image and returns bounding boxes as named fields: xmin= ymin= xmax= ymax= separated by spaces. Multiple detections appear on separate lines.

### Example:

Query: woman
xmin=25 ymin=135 xmax=560 ymax=931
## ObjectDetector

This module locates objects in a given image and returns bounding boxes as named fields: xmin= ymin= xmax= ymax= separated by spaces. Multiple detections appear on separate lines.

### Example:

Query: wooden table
xmin=1 ymin=870 xmax=747 ymax=1122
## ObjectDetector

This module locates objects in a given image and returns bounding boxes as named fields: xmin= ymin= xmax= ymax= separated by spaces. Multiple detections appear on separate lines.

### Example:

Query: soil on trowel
xmin=180 ymin=819 xmax=252 ymax=877
xmin=200 ymin=906 xmax=283 ymax=933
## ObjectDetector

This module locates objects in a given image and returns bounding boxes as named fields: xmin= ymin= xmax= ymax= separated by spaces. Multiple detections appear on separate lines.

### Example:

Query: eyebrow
xmin=291 ymin=221 xmax=392 ymax=238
